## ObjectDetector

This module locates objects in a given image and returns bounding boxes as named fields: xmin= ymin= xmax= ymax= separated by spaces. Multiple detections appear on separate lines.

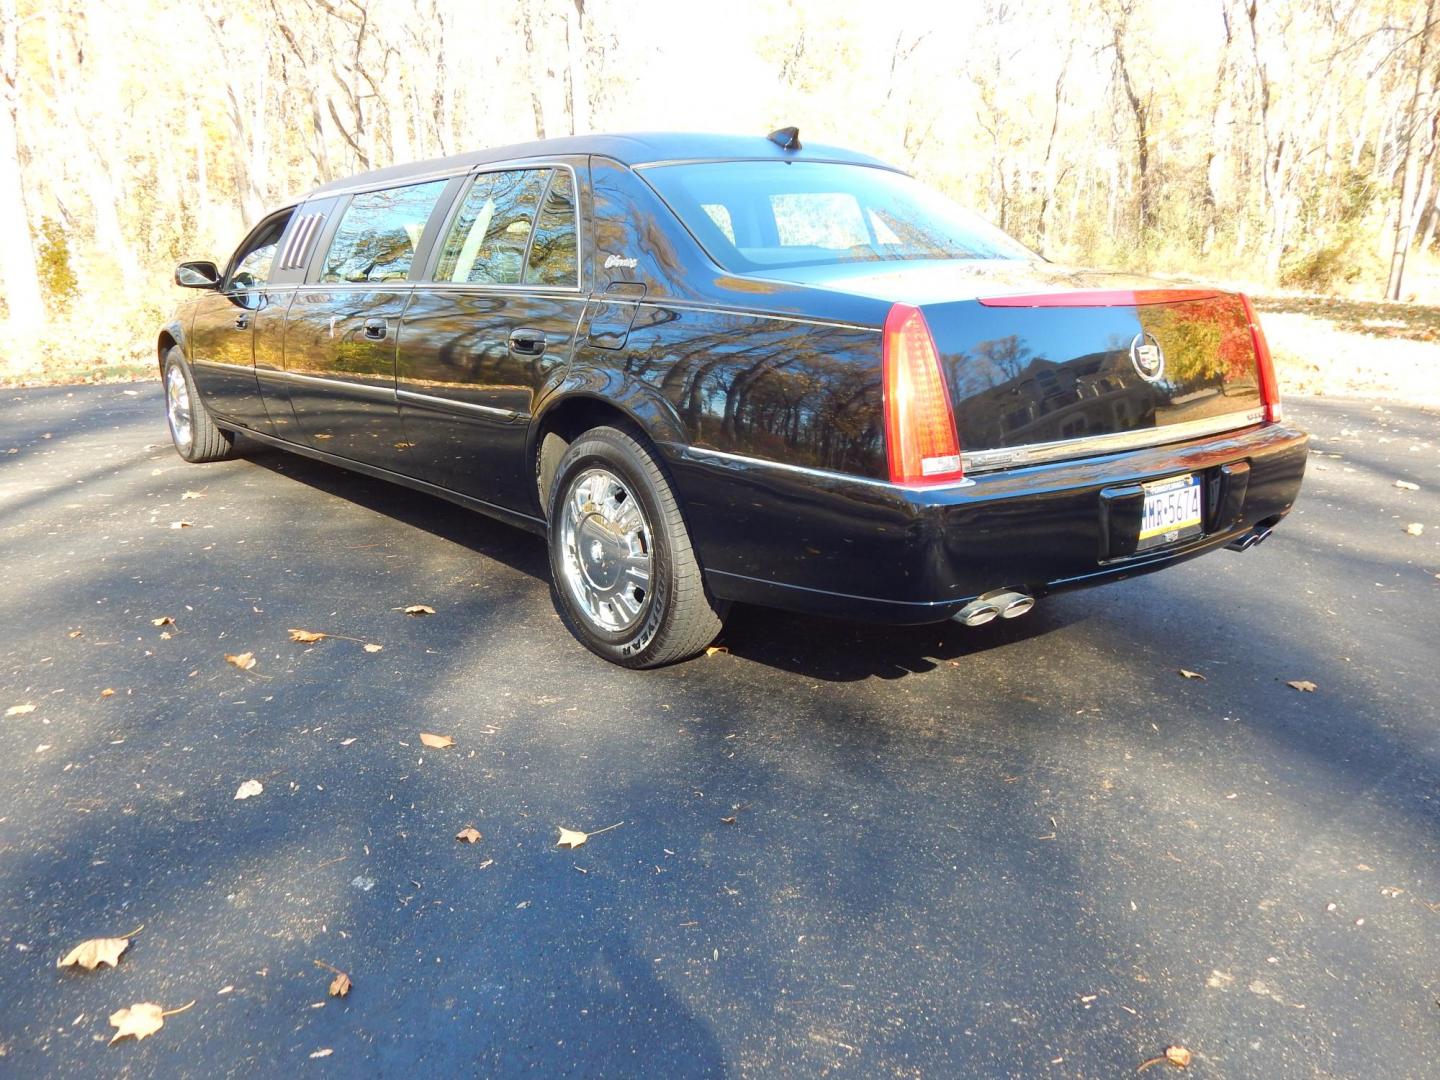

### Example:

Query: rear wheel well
xmin=533 ymin=397 xmax=648 ymax=517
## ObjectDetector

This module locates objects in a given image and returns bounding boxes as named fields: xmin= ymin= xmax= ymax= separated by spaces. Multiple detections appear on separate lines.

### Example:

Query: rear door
xmin=280 ymin=177 xmax=456 ymax=471
xmin=397 ymin=163 xmax=587 ymax=509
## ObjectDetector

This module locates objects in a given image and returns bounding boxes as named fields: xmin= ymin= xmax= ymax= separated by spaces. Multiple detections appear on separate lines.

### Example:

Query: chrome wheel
xmin=165 ymin=363 xmax=193 ymax=453
xmin=558 ymin=467 xmax=653 ymax=633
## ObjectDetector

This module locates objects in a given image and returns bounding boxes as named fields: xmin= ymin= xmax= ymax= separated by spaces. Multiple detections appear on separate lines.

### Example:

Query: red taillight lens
xmin=1239 ymin=293 xmax=1282 ymax=423
xmin=882 ymin=303 xmax=963 ymax=484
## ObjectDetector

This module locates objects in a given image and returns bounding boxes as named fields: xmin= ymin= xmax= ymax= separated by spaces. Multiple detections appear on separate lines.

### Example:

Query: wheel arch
xmin=527 ymin=378 xmax=688 ymax=520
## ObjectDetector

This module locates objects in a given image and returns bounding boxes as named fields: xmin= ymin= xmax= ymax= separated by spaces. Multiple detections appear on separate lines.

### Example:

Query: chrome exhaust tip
xmin=1226 ymin=526 xmax=1273 ymax=552
xmin=998 ymin=593 xmax=1035 ymax=619
xmin=954 ymin=601 xmax=1000 ymax=627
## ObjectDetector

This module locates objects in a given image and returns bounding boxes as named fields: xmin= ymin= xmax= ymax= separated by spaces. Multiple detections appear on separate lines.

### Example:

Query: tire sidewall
xmin=162 ymin=347 xmax=201 ymax=462
xmin=547 ymin=432 xmax=676 ymax=667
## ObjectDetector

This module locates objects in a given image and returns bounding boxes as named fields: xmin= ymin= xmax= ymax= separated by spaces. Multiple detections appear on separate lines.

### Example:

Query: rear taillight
xmin=882 ymin=303 xmax=963 ymax=484
xmin=1239 ymin=293 xmax=1282 ymax=423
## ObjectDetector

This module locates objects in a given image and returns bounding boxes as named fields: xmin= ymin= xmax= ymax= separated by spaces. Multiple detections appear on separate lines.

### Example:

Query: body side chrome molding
xmin=396 ymin=388 xmax=525 ymax=422
xmin=637 ymin=299 xmax=881 ymax=333
xmin=961 ymin=409 xmax=1265 ymax=474
xmin=257 ymin=366 xmax=397 ymax=403
xmin=672 ymin=444 xmax=960 ymax=491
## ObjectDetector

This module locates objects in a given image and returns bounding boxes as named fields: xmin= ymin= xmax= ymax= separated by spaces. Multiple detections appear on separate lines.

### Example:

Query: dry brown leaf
xmin=100 ymin=688 xmax=115 ymax=698
xmin=288 ymin=629 xmax=327 ymax=643
xmin=225 ymin=652 xmax=257 ymax=671
xmin=1405 ymin=522 xmax=1424 ymax=536
xmin=1178 ymin=669 xmax=1206 ymax=681
xmin=181 ymin=490 xmax=205 ymax=499
xmin=705 ymin=645 xmax=729 ymax=657
xmin=6 ymin=703 xmax=36 ymax=717
xmin=57 ymin=931 xmax=136 ymax=971
xmin=328 ymin=973 xmax=351 ymax=997
xmin=556 ymin=822 xmax=622 ymax=849
xmin=455 ymin=827 xmax=483 ymax=844
xmin=1166 ymin=1046 xmax=1192 ymax=1068
xmin=67 ymin=629 xmax=83 ymax=638
xmin=1286 ymin=680 xmax=1318 ymax=692
xmin=363 ymin=643 xmax=383 ymax=653
xmin=419 ymin=732 xmax=454 ymax=749
xmin=151 ymin=616 xmax=175 ymax=626
xmin=234 ymin=779 xmax=263 ymax=800
xmin=1394 ymin=480 xmax=1419 ymax=491
xmin=169 ymin=520 xmax=193 ymax=530
xmin=160 ymin=631 xmax=173 ymax=640
xmin=108 ymin=1000 xmax=192 ymax=1044
xmin=404 ymin=604 xmax=436 ymax=616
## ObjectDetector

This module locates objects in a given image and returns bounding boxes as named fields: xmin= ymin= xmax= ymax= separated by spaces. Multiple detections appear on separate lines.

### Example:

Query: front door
xmin=187 ymin=211 xmax=291 ymax=432
xmin=279 ymin=179 xmax=450 ymax=471
xmin=397 ymin=165 xmax=586 ymax=510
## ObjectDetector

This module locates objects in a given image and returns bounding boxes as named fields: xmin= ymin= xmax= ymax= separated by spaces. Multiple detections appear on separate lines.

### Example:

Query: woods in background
xmin=1 ymin=0 xmax=1437 ymax=378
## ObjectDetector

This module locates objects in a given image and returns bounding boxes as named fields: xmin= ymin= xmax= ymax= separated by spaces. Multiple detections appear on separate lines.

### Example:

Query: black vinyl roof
xmin=306 ymin=131 xmax=895 ymax=196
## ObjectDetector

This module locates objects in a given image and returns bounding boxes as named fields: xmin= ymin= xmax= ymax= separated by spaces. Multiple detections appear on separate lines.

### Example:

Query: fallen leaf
xmin=705 ymin=645 xmax=729 ymax=657
xmin=151 ymin=616 xmax=175 ymax=627
xmin=225 ymin=652 xmax=257 ymax=671
xmin=455 ymin=827 xmax=483 ymax=844
xmin=35 ymin=743 xmax=51 ymax=753
xmin=310 ymin=1048 xmax=333 ymax=1059
xmin=1394 ymin=480 xmax=1419 ymax=491
xmin=1178 ymin=669 xmax=1206 ymax=681
xmin=404 ymin=604 xmax=436 ymax=616
xmin=1166 ymin=1046 xmax=1192 ymax=1068
xmin=234 ymin=779 xmax=264 ymax=800
xmin=100 ymin=688 xmax=115 ymax=698
xmin=160 ymin=631 xmax=172 ymax=640
xmin=67 ymin=629 xmax=83 ymax=639
xmin=6 ymin=703 xmax=36 ymax=717
xmin=181 ymin=490 xmax=205 ymax=499
xmin=328 ymin=974 xmax=350 ymax=997
xmin=556 ymin=821 xmax=622 ymax=849
xmin=288 ymin=629 xmax=327 ymax=643
xmin=169 ymin=520 xmax=193 ymax=530
xmin=419 ymin=732 xmax=454 ymax=749
xmin=363 ymin=643 xmax=383 ymax=653
xmin=57 ymin=929 xmax=137 ymax=971
xmin=108 ymin=1000 xmax=192 ymax=1044
xmin=1286 ymin=680 xmax=1317 ymax=692
xmin=1406 ymin=522 xmax=1425 ymax=536
xmin=338 ymin=738 xmax=356 ymax=747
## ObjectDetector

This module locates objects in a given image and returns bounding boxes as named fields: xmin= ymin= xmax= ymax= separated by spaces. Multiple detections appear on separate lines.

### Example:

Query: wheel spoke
xmin=557 ymin=465 xmax=656 ymax=636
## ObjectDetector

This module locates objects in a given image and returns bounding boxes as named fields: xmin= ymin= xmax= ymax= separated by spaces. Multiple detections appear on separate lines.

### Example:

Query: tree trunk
xmin=564 ymin=0 xmax=588 ymax=134
xmin=0 ymin=0 xmax=44 ymax=370
xmin=1387 ymin=0 xmax=1438 ymax=300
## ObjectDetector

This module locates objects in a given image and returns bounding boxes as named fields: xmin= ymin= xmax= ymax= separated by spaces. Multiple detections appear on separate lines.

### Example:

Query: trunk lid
xmin=922 ymin=287 xmax=1264 ymax=471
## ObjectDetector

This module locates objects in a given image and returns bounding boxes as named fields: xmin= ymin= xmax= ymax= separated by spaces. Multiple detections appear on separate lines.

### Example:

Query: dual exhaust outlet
xmin=953 ymin=590 xmax=1035 ymax=627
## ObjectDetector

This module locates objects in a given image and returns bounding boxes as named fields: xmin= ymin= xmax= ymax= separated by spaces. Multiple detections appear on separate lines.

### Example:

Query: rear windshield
xmin=641 ymin=160 xmax=1032 ymax=273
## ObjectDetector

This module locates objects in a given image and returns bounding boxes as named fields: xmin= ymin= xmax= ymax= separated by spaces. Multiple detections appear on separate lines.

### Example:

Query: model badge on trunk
xmin=1130 ymin=332 xmax=1165 ymax=383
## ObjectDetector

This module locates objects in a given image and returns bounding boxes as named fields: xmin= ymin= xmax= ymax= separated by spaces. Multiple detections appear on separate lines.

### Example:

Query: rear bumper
xmin=668 ymin=421 xmax=1308 ymax=624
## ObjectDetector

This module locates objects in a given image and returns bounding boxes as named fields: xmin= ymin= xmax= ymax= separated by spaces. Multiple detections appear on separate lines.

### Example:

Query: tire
xmin=547 ymin=426 xmax=726 ymax=667
xmin=162 ymin=346 xmax=235 ymax=463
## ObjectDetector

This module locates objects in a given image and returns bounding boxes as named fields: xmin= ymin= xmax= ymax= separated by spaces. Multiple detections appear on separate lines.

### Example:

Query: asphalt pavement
xmin=0 ymin=383 xmax=1436 ymax=1078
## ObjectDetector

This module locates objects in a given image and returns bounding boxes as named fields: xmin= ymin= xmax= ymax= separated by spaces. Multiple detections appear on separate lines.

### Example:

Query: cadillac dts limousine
xmin=159 ymin=129 xmax=1307 ymax=667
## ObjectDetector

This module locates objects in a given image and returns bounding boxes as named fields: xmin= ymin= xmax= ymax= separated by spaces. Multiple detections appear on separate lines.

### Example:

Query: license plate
xmin=1137 ymin=474 xmax=1203 ymax=551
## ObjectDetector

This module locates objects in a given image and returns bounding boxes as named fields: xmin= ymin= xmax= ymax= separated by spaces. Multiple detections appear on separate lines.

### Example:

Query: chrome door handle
xmin=363 ymin=318 xmax=388 ymax=341
xmin=508 ymin=328 xmax=546 ymax=356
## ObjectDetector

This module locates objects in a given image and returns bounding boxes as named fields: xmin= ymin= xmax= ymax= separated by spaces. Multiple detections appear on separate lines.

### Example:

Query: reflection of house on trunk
xmin=955 ymin=347 xmax=1253 ymax=451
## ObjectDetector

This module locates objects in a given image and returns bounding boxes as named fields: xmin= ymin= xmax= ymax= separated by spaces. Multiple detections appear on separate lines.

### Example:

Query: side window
xmin=434 ymin=169 xmax=547 ymax=285
xmin=320 ymin=180 xmax=447 ymax=283
xmin=227 ymin=212 xmax=291 ymax=292
xmin=524 ymin=169 xmax=579 ymax=286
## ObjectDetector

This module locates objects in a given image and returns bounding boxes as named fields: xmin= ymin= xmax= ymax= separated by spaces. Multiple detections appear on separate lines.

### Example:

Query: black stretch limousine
xmin=159 ymin=129 xmax=1307 ymax=667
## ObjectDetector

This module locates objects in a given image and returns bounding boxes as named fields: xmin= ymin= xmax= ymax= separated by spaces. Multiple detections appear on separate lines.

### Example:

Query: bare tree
xmin=0 ymin=0 xmax=43 ymax=366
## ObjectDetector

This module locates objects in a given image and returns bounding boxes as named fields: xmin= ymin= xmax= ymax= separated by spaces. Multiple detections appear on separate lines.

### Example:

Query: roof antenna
xmin=767 ymin=126 xmax=801 ymax=151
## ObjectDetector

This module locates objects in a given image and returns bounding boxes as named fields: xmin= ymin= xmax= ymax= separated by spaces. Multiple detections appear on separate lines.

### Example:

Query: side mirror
xmin=175 ymin=260 xmax=221 ymax=289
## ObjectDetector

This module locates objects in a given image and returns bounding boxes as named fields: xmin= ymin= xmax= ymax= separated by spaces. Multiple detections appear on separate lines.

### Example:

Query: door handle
xmin=234 ymin=312 xmax=250 ymax=330
xmin=363 ymin=318 xmax=388 ymax=341
xmin=508 ymin=328 xmax=546 ymax=356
